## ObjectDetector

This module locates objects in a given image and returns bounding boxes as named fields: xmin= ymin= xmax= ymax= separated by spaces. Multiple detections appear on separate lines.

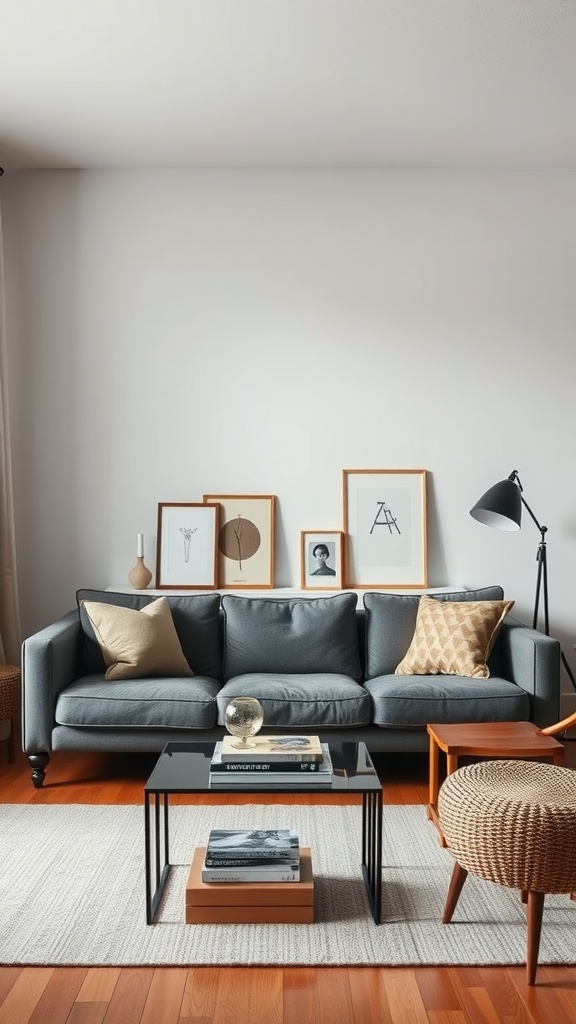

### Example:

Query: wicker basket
xmin=438 ymin=759 xmax=576 ymax=894
xmin=0 ymin=664 xmax=21 ymax=720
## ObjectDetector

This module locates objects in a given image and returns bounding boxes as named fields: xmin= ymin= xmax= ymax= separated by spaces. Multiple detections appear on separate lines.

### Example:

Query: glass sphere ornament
xmin=224 ymin=697 xmax=264 ymax=748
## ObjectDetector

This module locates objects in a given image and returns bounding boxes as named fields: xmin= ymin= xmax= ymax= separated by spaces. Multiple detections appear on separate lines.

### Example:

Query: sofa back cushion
xmin=77 ymin=590 xmax=222 ymax=679
xmin=221 ymin=593 xmax=362 ymax=681
xmin=80 ymin=597 xmax=194 ymax=680
xmin=363 ymin=587 xmax=505 ymax=679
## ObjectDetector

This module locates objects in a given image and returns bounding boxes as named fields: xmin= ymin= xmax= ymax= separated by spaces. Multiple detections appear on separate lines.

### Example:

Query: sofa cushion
xmin=217 ymin=674 xmax=371 ymax=728
xmin=56 ymin=675 xmax=221 ymax=729
xmin=77 ymin=590 xmax=222 ymax=679
xmin=364 ymin=673 xmax=530 ymax=727
xmin=395 ymin=595 xmax=514 ymax=679
xmin=81 ymin=597 xmax=193 ymax=680
xmin=363 ymin=587 xmax=505 ymax=679
xmin=221 ymin=594 xmax=362 ymax=681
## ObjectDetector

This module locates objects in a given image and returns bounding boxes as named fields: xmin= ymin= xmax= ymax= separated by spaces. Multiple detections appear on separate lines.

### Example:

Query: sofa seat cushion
xmin=55 ymin=675 xmax=222 ymax=730
xmin=364 ymin=673 xmax=530 ymax=727
xmin=216 ymin=675 xmax=371 ymax=729
xmin=221 ymin=593 xmax=361 ymax=680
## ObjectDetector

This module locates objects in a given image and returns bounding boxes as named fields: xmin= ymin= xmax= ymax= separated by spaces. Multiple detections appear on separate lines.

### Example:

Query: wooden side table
xmin=427 ymin=721 xmax=565 ymax=846
xmin=0 ymin=664 xmax=21 ymax=763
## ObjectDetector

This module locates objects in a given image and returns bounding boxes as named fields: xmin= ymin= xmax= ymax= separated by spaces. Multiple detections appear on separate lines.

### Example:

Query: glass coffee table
xmin=144 ymin=740 xmax=383 ymax=924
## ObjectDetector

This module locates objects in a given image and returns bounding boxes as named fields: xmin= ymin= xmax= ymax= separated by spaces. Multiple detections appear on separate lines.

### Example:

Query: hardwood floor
xmin=2 ymin=742 xmax=576 ymax=1023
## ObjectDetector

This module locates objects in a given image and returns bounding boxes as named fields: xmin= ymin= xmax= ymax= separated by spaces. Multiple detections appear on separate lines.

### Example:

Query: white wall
xmin=3 ymin=169 xmax=576 ymax=701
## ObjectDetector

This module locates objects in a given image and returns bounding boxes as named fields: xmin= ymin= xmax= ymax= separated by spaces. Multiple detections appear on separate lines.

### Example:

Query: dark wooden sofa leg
xmin=29 ymin=752 xmax=50 ymax=788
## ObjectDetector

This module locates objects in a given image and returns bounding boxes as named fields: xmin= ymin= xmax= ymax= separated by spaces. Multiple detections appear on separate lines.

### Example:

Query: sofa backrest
xmin=76 ymin=590 xmax=222 ymax=679
xmin=362 ymin=587 xmax=505 ymax=678
xmin=221 ymin=592 xmax=362 ymax=681
xmin=74 ymin=586 xmax=509 ymax=684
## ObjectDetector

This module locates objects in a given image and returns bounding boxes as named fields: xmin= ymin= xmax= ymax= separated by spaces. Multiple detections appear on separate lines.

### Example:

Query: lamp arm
xmin=508 ymin=470 xmax=547 ymax=537
xmin=520 ymin=496 xmax=547 ymax=538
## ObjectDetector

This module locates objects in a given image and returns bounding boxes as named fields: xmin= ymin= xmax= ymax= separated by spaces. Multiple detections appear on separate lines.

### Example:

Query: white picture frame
xmin=343 ymin=469 xmax=428 ymax=588
xmin=156 ymin=502 xmax=219 ymax=589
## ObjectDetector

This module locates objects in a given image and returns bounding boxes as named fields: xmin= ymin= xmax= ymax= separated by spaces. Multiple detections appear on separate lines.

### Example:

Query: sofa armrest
xmin=21 ymin=610 xmax=81 ymax=752
xmin=492 ymin=616 xmax=560 ymax=727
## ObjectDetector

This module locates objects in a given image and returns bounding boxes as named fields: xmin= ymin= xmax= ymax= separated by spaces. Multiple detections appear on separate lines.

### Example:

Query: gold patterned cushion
xmin=81 ymin=597 xmax=193 ymax=681
xmin=395 ymin=595 xmax=514 ymax=679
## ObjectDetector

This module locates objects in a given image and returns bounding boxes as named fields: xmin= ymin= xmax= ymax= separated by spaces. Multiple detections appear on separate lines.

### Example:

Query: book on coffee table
xmin=202 ymin=859 xmax=301 ymax=883
xmin=210 ymin=741 xmax=326 ymax=773
xmin=220 ymin=734 xmax=323 ymax=763
xmin=209 ymin=746 xmax=333 ymax=786
xmin=206 ymin=828 xmax=298 ymax=859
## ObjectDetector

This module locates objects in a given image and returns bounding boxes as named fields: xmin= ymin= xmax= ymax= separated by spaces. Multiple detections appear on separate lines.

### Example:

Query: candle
xmin=137 ymin=533 xmax=144 ymax=557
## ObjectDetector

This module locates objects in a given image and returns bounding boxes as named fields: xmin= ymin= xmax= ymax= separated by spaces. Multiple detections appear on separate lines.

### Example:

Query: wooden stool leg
xmin=427 ymin=737 xmax=439 ymax=816
xmin=443 ymin=861 xmax=468 ymax=923
xmin=526 ymin=891 xmax=545 ymax=986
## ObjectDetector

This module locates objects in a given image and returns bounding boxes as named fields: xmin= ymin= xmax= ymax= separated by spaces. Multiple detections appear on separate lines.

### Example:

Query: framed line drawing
xmin=203 ymin=494 xmax=275 ymax=588
xmin=343 ymin=469 xmax=428 ymax=588
xmin=156 ymin=502 xmax=219 ymax=589
xmin=300 ymin=531 xmax=344 ymax=590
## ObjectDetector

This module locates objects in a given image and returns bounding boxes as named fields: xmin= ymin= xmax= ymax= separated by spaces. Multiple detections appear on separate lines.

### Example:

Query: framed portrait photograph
xmin=156 ymin=502 xmax=219 ymax=589
xmin=202 ymin=494 xmax=275 ymax=588
xmin=343 ymin=469 xmax=428 ymax=588
xmin=300 ymin=531 xmax=344 ymax=590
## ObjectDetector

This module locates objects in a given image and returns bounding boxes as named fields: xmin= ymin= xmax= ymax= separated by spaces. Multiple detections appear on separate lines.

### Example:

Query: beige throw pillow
xmin=395 ymin=595 xmax=514 ymax=679
xmin=81 ymin=597 xmax=193 ymax=681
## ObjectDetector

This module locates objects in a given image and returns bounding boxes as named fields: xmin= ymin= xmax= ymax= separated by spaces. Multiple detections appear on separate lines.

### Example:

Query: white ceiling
xmin=1 ymin=0 xmax=575 ymax=171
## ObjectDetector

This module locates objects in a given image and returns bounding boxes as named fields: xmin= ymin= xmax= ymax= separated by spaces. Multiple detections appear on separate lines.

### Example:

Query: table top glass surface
xmin=144 ymin=740 xmax=382 ymax=794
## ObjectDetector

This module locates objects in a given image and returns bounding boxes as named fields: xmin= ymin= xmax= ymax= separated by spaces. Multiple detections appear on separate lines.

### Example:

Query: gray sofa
xmin=21 ymin=586 xmax=561 ymax=787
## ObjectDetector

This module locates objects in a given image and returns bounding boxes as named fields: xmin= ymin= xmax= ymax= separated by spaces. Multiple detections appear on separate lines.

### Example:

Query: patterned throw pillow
xmin=395 ymin=595 xmax=514 ymax=679
xmin=81 ymin=597 xmax=194 ymax=681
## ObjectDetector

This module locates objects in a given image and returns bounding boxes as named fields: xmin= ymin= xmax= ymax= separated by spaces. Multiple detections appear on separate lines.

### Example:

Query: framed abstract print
xmin=343 ymin=469 xmax=427 ymax=588
xmin=203 ymin=494 xmax=275 ymax=588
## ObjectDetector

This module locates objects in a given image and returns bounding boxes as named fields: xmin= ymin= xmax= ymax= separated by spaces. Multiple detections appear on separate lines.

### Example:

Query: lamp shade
xmin=470 ymin=478 xmax=522 ymax=531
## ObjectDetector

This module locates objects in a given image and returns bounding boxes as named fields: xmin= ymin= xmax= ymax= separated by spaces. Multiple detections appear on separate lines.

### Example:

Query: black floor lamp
xmin=470 ymin=469 xmax=576 ymax=692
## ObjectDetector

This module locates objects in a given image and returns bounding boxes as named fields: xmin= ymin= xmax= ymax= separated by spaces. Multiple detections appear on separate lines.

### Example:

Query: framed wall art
xmin=300 ymin=530 xmax=344 ymax=591
xmin=343 ymin=469 xmax=428 ymax=588
xmin=202 ymin=494 xmax=275 ymax=588
xmin=156 ymin=502 xmax=219 ymax=589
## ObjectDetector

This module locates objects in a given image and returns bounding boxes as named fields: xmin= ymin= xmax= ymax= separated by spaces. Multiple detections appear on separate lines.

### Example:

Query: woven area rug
xmin=1 ymin=802 xmax=576 ymax=967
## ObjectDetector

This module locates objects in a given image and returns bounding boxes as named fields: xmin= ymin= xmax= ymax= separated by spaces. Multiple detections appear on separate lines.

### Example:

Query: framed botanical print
xmin=300 ymin=530 xmax=344 ymax=590
xmin=156 ymin=502 xmax=219 ymax=589
xmin=343 ymin=469 xmax=428 ymax=588
xmin=202 ymin=494 xmax=275 ymax=588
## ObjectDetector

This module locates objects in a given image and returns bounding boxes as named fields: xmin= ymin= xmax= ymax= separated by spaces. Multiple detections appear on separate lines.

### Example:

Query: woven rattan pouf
xmin=437 ymin=759 xmax=576 ymax=985
xmin=0 ymin=663 xmax=21 ymax=763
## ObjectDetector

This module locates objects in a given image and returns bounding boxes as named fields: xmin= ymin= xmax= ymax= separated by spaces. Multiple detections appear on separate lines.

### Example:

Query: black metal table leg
xmin=145 ymin=790 xmax=171 ymax=924
xmin=361 ymin=789 xmax=383 ymax=924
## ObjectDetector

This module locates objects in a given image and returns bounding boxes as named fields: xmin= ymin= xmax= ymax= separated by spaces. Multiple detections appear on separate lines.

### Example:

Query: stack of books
xmin=202 ymin=828 xmax=301 ymax=883
xmin=185 ymin=844 xmax=314 ymax=923
xmin=209 ymin=734 xmax=333 ymax=788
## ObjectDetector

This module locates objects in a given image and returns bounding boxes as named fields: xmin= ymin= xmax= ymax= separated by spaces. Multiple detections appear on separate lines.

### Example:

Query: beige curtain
xmin=0 ymin=178 xmax=21 ymax=664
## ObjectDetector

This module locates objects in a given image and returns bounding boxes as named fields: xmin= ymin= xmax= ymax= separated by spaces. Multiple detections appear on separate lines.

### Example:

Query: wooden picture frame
xmin=202 ymin=494 xmax=275 ymax=588
xmin=343 ymin=469 xmax=428 ymax=588
xmin=300 ymin=530 xmax=344 ymax=590
xmin=156 ymin=502 xmax=219 ymax=589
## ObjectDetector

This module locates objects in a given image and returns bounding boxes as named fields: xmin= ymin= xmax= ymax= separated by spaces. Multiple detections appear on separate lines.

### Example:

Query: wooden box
xmin=185 ymin=846 xmax=314 ymax=924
